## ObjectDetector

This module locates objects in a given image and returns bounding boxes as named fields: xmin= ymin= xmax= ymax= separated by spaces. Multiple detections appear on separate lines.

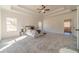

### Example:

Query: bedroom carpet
xmin=0 ymin=33 xmax=77 ymax=53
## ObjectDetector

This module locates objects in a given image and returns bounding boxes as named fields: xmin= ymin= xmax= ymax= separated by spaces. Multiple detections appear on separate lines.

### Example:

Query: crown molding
xmin=45 ymin=7 xmax=65 ymax=15
xmin=45 ymin=9 xmax=71 ymax=17
xmin=0 ymin=5 xmax=41 ymax=16
xmin=18 ymin=5 xmax=38 ymax=13
xmin=11 ymin=5 xmax=40 ymax=15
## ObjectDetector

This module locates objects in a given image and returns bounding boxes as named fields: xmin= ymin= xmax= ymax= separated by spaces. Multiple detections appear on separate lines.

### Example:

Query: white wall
xmin=77 ymin=7 xmax=79 ymax=49
xmin=43 ymin=11 xmax=77 ymax=35
xmin=0 ymin=8 xmax=1 ymax=40
xmin=1 ymin=6 xmax=77 ymax=39
xmin=1 ymin=8 xmax=42 ymax=39
xmin=73 ymin=11 xmax=77 ymax=37
xmin=43 ymin=14 xmax=64 ymax=34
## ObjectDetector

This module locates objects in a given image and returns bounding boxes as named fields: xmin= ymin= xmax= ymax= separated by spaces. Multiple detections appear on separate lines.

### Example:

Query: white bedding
xmin=25 ymin=30 xmax=39 ymax=38
xmin=25 ymin=29 xmax=44 ymax=38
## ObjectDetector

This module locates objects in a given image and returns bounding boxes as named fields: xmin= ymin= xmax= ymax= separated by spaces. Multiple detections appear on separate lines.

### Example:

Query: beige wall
xmin=1 ymin=9 xmax=42 ymax=39
xmin=43 ymin=11 xmax=77 ymax=35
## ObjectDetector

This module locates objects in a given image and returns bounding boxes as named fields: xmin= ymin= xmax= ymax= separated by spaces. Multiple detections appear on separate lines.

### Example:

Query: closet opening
xmin=64 ymin=19 xmax=72 ymax=35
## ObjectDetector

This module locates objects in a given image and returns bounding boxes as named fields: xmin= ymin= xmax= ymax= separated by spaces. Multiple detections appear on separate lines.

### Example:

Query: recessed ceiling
xmin=18 ymin=5 xmax=77 ymax=13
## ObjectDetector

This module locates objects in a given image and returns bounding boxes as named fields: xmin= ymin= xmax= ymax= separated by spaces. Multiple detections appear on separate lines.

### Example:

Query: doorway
xmin=64 ymin=19 xmax=72 ymax=35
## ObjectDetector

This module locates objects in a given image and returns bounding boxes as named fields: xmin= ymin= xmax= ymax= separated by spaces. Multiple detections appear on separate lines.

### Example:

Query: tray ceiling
xmin=18 ymin=5 xmax=77 ymax=14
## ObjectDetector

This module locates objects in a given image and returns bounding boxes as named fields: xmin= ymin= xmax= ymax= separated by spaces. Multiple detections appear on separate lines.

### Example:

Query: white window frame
xmin=6 ymin=17 xmax=17 ymax=32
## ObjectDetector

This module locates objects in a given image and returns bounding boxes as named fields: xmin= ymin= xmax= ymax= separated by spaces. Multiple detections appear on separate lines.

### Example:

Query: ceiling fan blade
xmin=37 ymin=5 xmax=47 ymax=11
xmin=38 ymin=11 xmax=41 ymax=13
xmin=37 ymin=5 xmax=49 ymax=13
xmin=45 ymin=9 xmax=50 ymax=11
xmin=42 ymin=5 xmax=46 ymax=9
xmin=37 ymin=8 xmax=43 ymax=10
xmin=43 ymin=11 xmax=46 ymax=13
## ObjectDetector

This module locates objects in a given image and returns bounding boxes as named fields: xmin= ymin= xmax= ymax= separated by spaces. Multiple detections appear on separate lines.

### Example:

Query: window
xmin=38 ymin=21 xmax=42 ymax=30
xmin=6 ymin=17 xmax=17 ymax=32
xmin=64 ymin=21 xmax=71 ymax=27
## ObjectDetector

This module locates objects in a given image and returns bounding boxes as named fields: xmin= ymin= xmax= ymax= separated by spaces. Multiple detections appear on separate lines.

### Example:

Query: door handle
xmin=75 ymin=29 xmax=79 ymax=31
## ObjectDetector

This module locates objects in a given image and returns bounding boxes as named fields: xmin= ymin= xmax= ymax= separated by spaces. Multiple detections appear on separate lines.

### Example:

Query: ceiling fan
xmin=37 ymin=5 xmax=50 ymax=13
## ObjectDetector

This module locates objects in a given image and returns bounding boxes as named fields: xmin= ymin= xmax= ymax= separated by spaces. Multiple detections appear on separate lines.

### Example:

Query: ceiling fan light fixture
xmin=41 ymin=10 xmax=45 ymax=12
xmin=37 ymin=5 xmax=50 ymax=13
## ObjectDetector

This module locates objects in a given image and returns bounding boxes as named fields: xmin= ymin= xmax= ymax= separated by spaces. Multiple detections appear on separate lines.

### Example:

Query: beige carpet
xmin=0 ymin=33 xmax=77 ymax=53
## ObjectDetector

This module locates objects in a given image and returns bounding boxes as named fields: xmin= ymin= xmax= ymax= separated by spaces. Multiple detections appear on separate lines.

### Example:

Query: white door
xmin=77 ymin=7 xmax=79 ymax=49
